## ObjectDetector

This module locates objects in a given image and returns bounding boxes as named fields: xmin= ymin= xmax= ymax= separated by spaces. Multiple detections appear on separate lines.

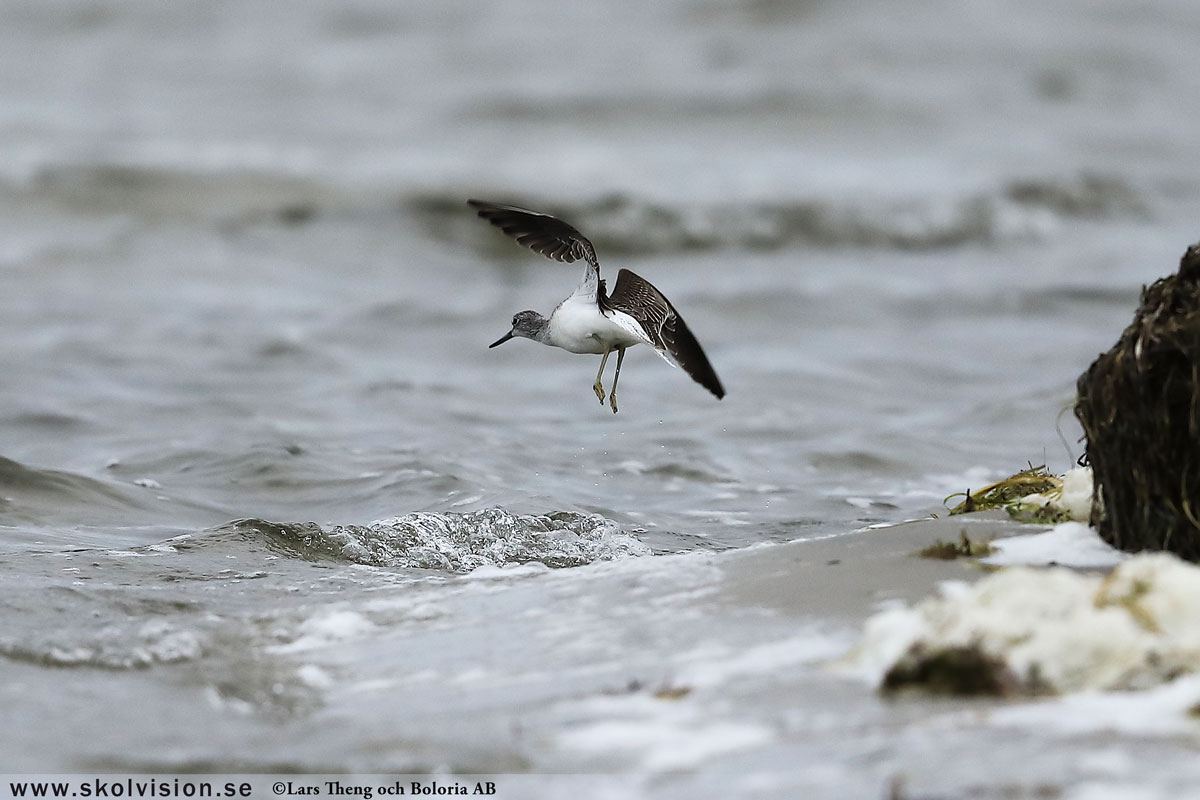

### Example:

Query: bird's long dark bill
xmin=489 ymin=330 xmax=515 ymax=348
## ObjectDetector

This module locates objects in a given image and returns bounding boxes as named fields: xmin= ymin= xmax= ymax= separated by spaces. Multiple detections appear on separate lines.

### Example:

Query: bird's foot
xmin=609 ymin=393 xmax=619 ymax=414
xmin=593 ymin=381 xmax=606 ymax=404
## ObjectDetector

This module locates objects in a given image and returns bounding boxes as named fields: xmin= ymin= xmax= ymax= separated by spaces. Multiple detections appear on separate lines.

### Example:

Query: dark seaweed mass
xmin=1076 ymin=242 xmax=1200 ymax=561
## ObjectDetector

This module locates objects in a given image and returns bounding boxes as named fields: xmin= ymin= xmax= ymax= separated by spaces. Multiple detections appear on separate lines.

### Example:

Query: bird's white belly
xmin=547 ymin=296 xmax=644 ymax=354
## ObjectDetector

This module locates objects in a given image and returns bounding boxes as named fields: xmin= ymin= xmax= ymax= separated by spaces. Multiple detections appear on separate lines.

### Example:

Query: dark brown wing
xmin=604 ymin=269 xmax=725 ymax=399
xmin=467 ymin=200 xmax=599 ymax=272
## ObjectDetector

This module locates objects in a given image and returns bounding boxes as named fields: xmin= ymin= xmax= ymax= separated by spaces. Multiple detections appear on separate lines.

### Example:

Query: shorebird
xmin=470 ymin=199 xmax=725 ymax=413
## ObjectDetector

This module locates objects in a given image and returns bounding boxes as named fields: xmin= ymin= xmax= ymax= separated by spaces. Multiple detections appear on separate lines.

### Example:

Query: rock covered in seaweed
xmin=1075 ymin=242 xmax=1200 ymax=561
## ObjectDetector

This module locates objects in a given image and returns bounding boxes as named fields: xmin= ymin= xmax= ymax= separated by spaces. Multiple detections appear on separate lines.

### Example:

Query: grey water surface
xmin=3 ymin=0 xmax=1200 ymax=795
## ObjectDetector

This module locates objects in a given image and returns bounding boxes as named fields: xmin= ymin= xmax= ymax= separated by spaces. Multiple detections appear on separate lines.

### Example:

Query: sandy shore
xmin=718 ymin=512 xmax=1024 ymax=622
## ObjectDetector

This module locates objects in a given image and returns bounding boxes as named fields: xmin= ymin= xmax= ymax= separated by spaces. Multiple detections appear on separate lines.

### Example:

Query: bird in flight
xmin=469 ymin=199 xmax=725 ymax=413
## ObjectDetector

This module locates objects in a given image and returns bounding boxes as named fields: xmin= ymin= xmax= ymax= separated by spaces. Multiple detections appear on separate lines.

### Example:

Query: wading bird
xmin=470 ymin=199 xmax=725 ymax=413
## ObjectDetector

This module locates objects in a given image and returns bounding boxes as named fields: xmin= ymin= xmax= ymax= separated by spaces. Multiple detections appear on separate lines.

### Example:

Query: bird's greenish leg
xmin=609 ymin=347 xmax=626 ymax=414
xmin=593 ymin=347 xmax=611 ymax=404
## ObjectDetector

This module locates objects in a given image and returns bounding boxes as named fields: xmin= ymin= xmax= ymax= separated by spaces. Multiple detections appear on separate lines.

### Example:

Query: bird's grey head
xmin=489 ymin=310 xmax=548 ymax=348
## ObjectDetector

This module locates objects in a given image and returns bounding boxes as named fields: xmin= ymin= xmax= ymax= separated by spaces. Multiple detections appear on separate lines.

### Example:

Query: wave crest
xmin=225 ymin=509 xmax=650 ymax=572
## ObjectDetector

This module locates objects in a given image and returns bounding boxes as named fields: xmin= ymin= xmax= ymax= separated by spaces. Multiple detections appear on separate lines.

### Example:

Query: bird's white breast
xmin=547 ymin=294 xmax=645 ymax=354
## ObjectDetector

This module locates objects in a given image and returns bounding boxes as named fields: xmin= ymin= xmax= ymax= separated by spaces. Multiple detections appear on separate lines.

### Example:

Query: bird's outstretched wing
xmin=604 ymin=268 xmax=725 ymax=399
xmin=468 ymin=200 xmax=599 ymax=272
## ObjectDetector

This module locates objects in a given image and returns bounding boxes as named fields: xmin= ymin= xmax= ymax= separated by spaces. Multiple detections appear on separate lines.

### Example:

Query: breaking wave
xmin=219 ymin=508 xmax=650 ymax=572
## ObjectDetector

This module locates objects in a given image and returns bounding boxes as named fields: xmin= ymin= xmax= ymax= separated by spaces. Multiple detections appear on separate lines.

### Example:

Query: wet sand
xmin=719 ymin=512 xmax=1023 ymax=622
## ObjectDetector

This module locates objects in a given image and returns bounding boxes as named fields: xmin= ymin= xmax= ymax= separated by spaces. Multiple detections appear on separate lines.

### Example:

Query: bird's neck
xmin=528 ymin=315 xmax=553 ymax=345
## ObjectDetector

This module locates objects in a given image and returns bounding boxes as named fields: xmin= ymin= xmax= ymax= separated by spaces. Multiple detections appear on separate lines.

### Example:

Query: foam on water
xmin=329 ymin=508 xmax=650 ymax=571
xmin=986 ymin=672 xmax=1200 ymax=739
xmin=0 ymin=618 xmax=204 ymax=670
xmin=554 ymin=694 xmax=775 ymax=771
xmin=215 ymin=509 xmax=650 ymax=572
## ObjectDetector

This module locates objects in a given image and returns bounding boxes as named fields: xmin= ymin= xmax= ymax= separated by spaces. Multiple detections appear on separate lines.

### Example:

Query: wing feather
xmin=467 ymin=199 xmax=599 ymax=272
xmin=604 ymin=269 xmax=725 ymax=399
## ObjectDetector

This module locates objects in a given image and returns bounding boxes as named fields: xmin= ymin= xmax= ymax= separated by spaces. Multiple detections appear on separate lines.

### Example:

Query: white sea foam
xmin=295 ymin=664 xmax=335 ymax=689
xmin=555 ymin=694 xmax=774 ymax=771
xmin=986 ymin=672 xmax=1200 ymax=738
xmin=678 ymin=634 xmax=852 ymax=689
xmin=327 ymin=509 xmax=650 ymax=572
xmin=841 ymin=553 xmax=1200 ymax=694
xmin=272 ymin=610 xmax=377 ymax=654
xmin=984 ymin=521 xmax=1125 ymax=568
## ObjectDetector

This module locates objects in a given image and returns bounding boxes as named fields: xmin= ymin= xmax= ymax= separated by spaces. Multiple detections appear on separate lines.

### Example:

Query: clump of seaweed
xmin=1075 ymin=242 xmax=1200 ymax=561
xmin=915 ymin=530 xmax=994 ymax=560
xmin=946 ymin=465 xmax=1094 ymax=525
xmin=945 ymin=464 xmax=1061 ymax=518
xmin=881 ymin=644 xmax=1019 ymax=697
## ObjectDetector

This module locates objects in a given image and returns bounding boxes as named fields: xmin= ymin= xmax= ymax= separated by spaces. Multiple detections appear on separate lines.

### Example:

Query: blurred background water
xmin=2 ymin=0 xmax=1200 ymax=790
